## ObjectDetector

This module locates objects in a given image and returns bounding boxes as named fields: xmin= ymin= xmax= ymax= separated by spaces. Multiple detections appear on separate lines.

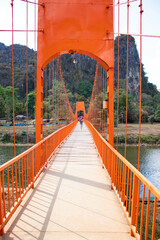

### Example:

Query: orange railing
xmin=85 ymin=120 xmax=160 ymax=240
xmin=0 ymin=120 xmax=77 ymax=234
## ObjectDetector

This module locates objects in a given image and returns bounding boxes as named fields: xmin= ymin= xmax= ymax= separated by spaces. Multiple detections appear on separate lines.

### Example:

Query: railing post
xmin=111 ymin=152 xmax=115 ymax=188
xmin=31 ymin=150 xmax=35 ymax=188
xmin=111 ymin=151 xmax=114 ymax=189
xmin=45 ymin=141 xmax=47 ymax=164
xmin=101 ymin=142 xmax=104 ymax=165
xmin=53 ymin=133 xmax=55 ymax=153
xmin=0 ymin=175 xmax=4 ymax=235
xmin=131 ymin=174 xmax=138 ymax=236
xmin=40 ymin=143 xmax=43 ymax=170
xmin=122 ymin=165 xmax=127 ymax=204
xmin=109 ymin=149 xmax=112 ymax=176
xmin=103 ymin=144 xmax=107 ymax=168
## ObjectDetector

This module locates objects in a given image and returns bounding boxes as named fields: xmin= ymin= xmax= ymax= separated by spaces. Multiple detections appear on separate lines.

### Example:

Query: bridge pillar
xmin=36 ymin=68 xmax=43 ymax=143
xmin=107 ymin=67 xmax=114 ymax=146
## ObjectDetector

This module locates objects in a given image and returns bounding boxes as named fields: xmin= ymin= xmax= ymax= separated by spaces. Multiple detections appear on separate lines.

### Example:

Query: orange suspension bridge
xmin=0 ymin=0 xmax=160 ymax=239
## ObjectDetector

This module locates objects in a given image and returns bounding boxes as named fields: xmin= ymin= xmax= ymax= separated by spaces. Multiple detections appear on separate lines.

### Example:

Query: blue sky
xmin=0 ymin=0 xmax=160 ymax=88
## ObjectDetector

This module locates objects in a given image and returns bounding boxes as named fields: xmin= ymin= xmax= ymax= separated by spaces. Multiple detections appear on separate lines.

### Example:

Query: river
xmin=0 ymin=146 xmax=27 ymax=165
xmin=119 ymin=146 xmax=160 ymax=192
xmin=0 ymin=145 xmax=160 ymax=191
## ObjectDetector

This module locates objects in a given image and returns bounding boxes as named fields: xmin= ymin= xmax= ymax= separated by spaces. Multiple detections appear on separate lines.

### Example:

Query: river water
xmin=0 ymin=146 xmax=27 ymax=165
xmin=119 ymin=146 xmax=160 ymax=192
xmin=0 ymin=145 xmax=160 ymax=191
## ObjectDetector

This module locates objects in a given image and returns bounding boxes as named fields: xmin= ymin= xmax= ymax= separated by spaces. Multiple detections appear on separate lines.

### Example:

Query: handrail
xmin=85 ymin=120 xmax=160 ymax=199
xmin=85 ymin=120 xmax=160 ymax=240
xmin=0 ymin=123 xmax=75 ymax=171
xmin=0 ymin=120 xmax=77 ymax=235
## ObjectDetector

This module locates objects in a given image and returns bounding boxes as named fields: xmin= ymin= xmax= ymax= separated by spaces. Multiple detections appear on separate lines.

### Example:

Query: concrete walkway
xmin=1 ymin=123 xmax=134 ymax=240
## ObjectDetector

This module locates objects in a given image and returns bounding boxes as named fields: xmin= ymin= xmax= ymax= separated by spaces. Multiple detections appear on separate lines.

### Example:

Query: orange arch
xmin=75 ymin=102 xmax=86 ymax=118
xmin=36 ymin=0 xmax=114 ymax=146
xmin=41 ymin=50 xmax=110 ymax=72
xmin=37 ymin=0 xmax=114 ymax=70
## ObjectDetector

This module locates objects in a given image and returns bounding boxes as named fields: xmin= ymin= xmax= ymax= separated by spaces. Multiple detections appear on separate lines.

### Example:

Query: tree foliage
xmin=27 ymin=91 xmax=35 ymax=118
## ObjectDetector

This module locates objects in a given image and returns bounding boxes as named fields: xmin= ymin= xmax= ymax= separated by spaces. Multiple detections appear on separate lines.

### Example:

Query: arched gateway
xmin=36 ymin=0 xmax=114 ymax=146
xmin=76 ymin=102 xmax=86 ymax=118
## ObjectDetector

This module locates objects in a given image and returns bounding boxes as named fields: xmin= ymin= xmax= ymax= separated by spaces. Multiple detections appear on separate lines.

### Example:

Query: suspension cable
xmin=101 ymin=66 xmax=103 ymax=136
xmin=124 ymin=0 xmax=130 ymax=159
xmin=57 ymin=59 xmax=59 ymax=128
xmin=34 ymin=0 xmax=37 ymax=122
xmin=11 ymin=0 xmax=16 ymax=157
xmin=113 ymin=32 xmax=160 ymax=38
xmin=135 ymin=1 xmax=144 ymax=230
xmin=101 ymin=67 xmax=103 ymax=135
xmin=102 ymin=68 xmax=104 ymax=137
xmin=54 ymin=60 xmax=56 ymax=131
xmin=138 ymin=0 xmax=143 ymax=171
xmin=58 ymin=62 xmax=60 ymax=128
xmin=0 ymin=29 xmax=43 ymax=32
xmin=19 ymin=0 xmax=44 ymax=7
xmin=57 ymin=57 xmax=75 ymax=119
xmin=103 ymin=69 xmax=105 ymax=138
xmin=116 ymin=0 xmax=120 ymax=151
xmin=59 ymin=68 xmax=62 ymax=126
xmin=55 ymin=60 xmax=57 ymax=130
xmin=87 ymin=63 xmax=98 ymax=118
xmin=113 ymin=0 xmax=138 ymax=7
xmin=49 ymin=63 xmax=51 ymax=133
xmin=52 ymin=60 xmax=54 ymax=132
xmin=105 ymin=71 xmax=107 ymax=139
xmin=26 ymin=0 xmax=29 ymax=149
xmin=45 ymin=67 xmax=47 ymax=136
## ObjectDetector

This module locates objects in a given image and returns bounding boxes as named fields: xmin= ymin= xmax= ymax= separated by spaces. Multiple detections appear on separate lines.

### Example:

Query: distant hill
xmin=0 ymin=42 xmax=35 ymax=99
xmin=114 ymin=35 xmax=158 ymax=99
xmin=0 ymin=35 xmax=158 ymax=102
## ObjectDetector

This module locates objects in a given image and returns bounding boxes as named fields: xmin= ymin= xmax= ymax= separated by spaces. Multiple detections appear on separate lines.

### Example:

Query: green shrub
xmin=148 ymin=115 xmax=154 ymax=124
xmin=21 ymin=130 xmax=27 ymax=136
xmin=2 ymin=133 xmax=10 ymax=142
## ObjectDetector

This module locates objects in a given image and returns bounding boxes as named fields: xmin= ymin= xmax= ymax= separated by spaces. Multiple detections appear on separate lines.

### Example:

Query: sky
xmin=0 ymin=0 xmax=160 ymax=89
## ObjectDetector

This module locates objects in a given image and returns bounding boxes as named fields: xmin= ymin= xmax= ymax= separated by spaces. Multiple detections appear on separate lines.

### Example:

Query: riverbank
xmin=0 ymin=143 xmax=34 ymax=147
xmin=114 ymin=123 xmax=160 ymax=145
xmin=114 ymin=123 xmax=160 ymax=137
xmin=114 ymin=135 xmax=160 ymax=145
xmin=0 ymin=124 xmax=63 ymax=145
xmin=0 ymin=123 xmax=160 ymax=146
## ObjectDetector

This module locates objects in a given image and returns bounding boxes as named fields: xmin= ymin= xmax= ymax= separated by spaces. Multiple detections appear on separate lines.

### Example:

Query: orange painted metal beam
xmin=75 ymin=101 xmax=86 ymax=118
xmin=36 ymin=0 xmax=114 ymax=144
xmin=37 ymin=0 xmax=113 ymax=69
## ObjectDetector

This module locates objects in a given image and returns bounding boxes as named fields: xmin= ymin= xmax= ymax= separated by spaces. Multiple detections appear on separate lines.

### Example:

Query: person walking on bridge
xmin=79 ymin=116 xmax=83 ymax=129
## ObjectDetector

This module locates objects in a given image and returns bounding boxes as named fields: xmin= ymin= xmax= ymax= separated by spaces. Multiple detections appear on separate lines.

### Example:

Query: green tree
xmin=15 ymin=102 xmax=25 ymax=116
xmin=153 ymin=93 xmax=160 ymax=106
xmin=4 ymin=86 xmax=18 ymax=120
xmin=154 ymin=105 xmax=160 ymax=122
xmin=28 ymin=91 xmax=35 ymax=118
xmin=115 ymin=89 xmax=138 ymax=123
xmin=0 ymin=84 xmax=6 ymax=118
xmin=75 ymin=80 xmax=92 ymax=99
xmin=148 ymin=115 xmax=154 ymax=124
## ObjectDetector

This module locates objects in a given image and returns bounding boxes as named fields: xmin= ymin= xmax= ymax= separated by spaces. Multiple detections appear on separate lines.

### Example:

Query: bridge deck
xmin=1 ymin=123 xmax=134 ymax=240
